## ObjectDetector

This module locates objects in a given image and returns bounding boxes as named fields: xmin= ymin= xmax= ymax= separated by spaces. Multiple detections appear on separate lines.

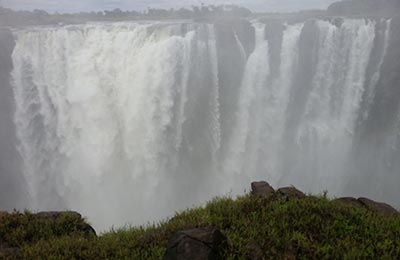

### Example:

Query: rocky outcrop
xmin=164 ymin=227 xmax=227 ymax=260
xmin=277 ymin=187 xmax=306 ymax=198
xmin=251 ymin=181 xmax=275 ymax=197
xmin=254 ymin=181 xmax=398 ymax=215
xmin=333 ymin=197 xmax=398 ymax=215
xmin=358 ymin=198 xmax=398 ymax=215
xmin=251 ymin=182 xmax=306 ymax=199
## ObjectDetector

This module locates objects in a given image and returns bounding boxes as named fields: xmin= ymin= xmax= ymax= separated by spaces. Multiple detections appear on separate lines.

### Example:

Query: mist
xmin=0 ymin=0 xmax=400 ymax=230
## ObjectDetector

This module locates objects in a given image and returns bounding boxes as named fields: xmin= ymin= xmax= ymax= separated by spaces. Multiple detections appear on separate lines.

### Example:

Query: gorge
xmin=0 ymin=14 xmax=400 ymax=230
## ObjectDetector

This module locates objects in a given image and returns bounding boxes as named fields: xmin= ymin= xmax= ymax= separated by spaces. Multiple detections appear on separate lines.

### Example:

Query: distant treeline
xmin=0 ymin=5 xmax=253 ymax=27
xmin=1 ymin=0 xmax=400 ymax=27
xmin=327 ymin=0 xmax=400 ymax=17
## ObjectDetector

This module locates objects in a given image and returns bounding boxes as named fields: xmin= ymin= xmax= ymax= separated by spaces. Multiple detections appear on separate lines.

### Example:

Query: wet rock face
xmin=251 ymin=181 xmax=275 ymax=197
xmin=164 ymin=227 xmax=227 ymax=260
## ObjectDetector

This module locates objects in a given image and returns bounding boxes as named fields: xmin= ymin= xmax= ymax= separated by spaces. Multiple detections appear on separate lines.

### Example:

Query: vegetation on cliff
xmin=327 ymin=0 xmax=400 ymax=17
xmin=1 ymin=186 xmax=399 ymax=259
xmin=0 ymin=5 xmax=252 ymax=27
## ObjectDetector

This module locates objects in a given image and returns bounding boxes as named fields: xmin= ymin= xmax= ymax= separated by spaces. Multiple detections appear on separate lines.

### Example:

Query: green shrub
xmin=1 ymin=193 xmax=399 ymax=259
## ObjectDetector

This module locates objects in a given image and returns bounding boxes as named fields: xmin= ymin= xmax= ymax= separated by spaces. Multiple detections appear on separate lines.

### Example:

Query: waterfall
xmin=224 ymin=22 xmax=271 ymax=185
xmin=9 ymin=18 xmax=397 ymax=230
xmin=289 ymin=19 xmax=377 ymax=191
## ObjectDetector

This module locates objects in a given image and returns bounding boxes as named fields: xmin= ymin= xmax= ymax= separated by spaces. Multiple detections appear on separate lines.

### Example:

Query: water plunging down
xmin=10 ymin=19 xmax=399 ymax=229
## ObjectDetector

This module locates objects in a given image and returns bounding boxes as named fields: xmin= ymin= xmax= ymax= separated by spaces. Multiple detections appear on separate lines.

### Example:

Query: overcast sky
xmin=2 ymin=0 xmax=338 ymax=13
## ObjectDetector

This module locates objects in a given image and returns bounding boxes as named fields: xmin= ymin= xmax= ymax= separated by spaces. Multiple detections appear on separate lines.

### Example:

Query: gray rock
xmin=164 ymin=227 xmax=227 ymax=260
xmin=357 ymin=198 xmax=398 ymax=215
xmin=251 ymin=182 xmax=275 ymax=197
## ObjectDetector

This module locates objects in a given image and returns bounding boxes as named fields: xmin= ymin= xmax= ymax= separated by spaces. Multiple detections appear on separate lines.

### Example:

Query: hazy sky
xmin=2 ymin=0 xmax=338 ymax=13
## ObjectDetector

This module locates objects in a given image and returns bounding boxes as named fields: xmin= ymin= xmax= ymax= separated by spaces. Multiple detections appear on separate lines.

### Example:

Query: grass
xmin=1 ymin=192 xmax=399 ymax=259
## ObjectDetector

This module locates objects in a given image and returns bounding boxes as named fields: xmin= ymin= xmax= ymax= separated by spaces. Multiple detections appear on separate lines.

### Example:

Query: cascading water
xmin=286 ymin=20 xmax=377 ymax=190
xmin=8 ymin=18 xmax=399 ymax=230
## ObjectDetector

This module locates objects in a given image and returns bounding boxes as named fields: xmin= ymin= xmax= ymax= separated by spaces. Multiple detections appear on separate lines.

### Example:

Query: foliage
xmin=0 ymin=211 xmax=94 ymax=248
xmin=1 ymin=193 xmax=400 ymax=259
xmin=0 ymin=5 xmax=252 ymax=27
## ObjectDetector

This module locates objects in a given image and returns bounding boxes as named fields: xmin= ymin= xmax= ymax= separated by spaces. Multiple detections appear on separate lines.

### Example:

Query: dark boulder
xmin=277 ymin=187 xmax=306 ymax=198
xmin=164 ymin=227 xmax=227 ymax=260
xmin=357 ymin=198 xmax=398 ymax=215
xmin=251 ymin=181 xmax=275 ymax=197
